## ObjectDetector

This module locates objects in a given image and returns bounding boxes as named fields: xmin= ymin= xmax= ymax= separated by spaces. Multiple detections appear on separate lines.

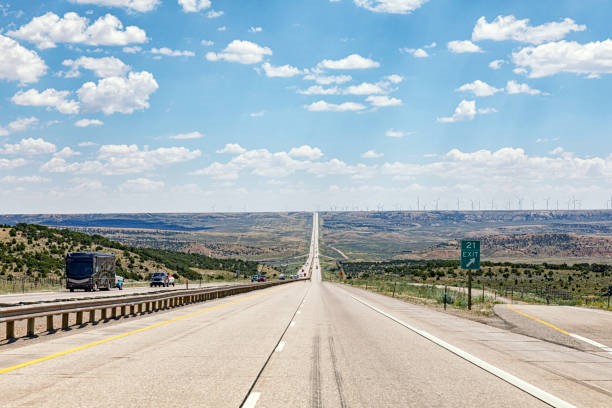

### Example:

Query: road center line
xmin=275 ymin=341 xmax=286 ymax=352
xmin=242 ymin=392 xmax=261 ymax=408
xmin=349 ymin=293 xmax=575 ymax=408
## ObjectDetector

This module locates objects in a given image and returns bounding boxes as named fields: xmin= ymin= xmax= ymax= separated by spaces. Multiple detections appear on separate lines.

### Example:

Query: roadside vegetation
xmin=323 ymin=259 xmax=612 ymax=310
xmin=0 ymin=223 xmax=268 ymax=293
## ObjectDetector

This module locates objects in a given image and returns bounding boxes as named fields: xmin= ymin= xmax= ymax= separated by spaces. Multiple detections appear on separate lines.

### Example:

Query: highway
xmin=1 ymin=213 xmax=611 ymax=407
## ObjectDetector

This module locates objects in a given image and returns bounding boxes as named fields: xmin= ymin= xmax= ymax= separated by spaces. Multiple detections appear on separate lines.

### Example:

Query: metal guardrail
xmin=0 ymin=279 xmax=302 ymax=341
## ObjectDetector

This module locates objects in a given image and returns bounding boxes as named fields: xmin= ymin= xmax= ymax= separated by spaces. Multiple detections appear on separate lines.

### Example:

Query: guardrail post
xmin=27 ymin=318 xmax=35 ymax=337
xmin=62 ymin=313 xmax=69 ymax=330
xmin=101 ymin=308 xmax=107 ymax=320
xmin=121 ymin=305 xmax=126 ymax=316
xmin=47 ymin=315 xmax=54 ymax=332
xmin=112 ymin=307 xmax=118 ymax=319
xmin=76 ymin=311 xmax=83 ymax=325
xmin=130 ymin=305 xmax=135 ymax=315
xmin=7 ymin=321 xmax=15 ymax=339
xmin=138 ymin=303 xmax=143 ymax=314
xmin=90 ymin=309 xmax=96 ymax=324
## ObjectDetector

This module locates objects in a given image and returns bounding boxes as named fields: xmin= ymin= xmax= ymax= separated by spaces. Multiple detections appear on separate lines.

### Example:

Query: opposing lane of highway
xmin=0 ymin=282 xmax=243 ymax=306
xmin=0 ymin=281 xmax=309 ymax=407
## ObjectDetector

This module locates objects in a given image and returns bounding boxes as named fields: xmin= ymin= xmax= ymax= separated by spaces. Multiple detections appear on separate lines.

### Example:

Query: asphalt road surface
xmin=1 ymin=213 xmax=610 ymax=407
xmin=495 ymin=303 xmax=612 ymax=355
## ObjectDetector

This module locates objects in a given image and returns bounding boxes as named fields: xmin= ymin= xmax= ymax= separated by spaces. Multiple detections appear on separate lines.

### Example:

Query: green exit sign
xmin=461 ymin=240 xmax=480 ymax=270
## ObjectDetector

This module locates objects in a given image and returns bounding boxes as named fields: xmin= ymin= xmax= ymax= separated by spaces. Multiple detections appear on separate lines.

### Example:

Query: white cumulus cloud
xmin=6 ymin=117 xmax=39 ymax=133
xmin=298 ymin=85 xmax=339 ymax=95
xmin=304 ymin=73 xmax=352 ymax=85
xmin=7 ymin=12 xmax=147 ymax=49
xmin=1 ymin=175 xmax=50 ymax=184
xmin=261 ymin=62 xmax=302 ymax=78
xmin=402 ymin=47 xmax=429 ymax=58
xmin=512 ymin=40 xmax=612 ymax=78
xmin=12 ymin=88 xmax=79 ymax=114
xmin=217 ymin=143 xmax=246 ymax=154
xmin=472 ymin=15 xmax=586 ymax=45
xmin=447 ymin=40 xmax=482 ymax=53
xmin=317 ymin=54 xmax=380 ymax=70
xmin=0 ymin=35 xmax=47 ymax=83
xmin=0 ymin=158 xmax=27 ymax=169
xmin=361 ymin=150 xmax=384 ymax=158
xmin=178 ymin=0 xmax=211 ymax=13
xmin=305 ymin=101 xmax=366 ymax=112
xmin=354 ymin=0 xmax=428 ymax=14
xmin=0 ymin=137 xmax=56 ymax=155
xmin=437 ymin=100 xmax=495 ymax=123
xmin=489 ymin=59 xmax=505 ymax=70
xmin=62 ymin=56 xmax=130 ymax=78
xmin=288 ymin=145 xmax=323 ymax=160
xmin=456 ymin=80 xmax=501 ymax=97
xmin=151 ymin=47 xmax=195 ymax=57
xmin=344 ymin=82 xmax=386 ymax=95
xmin=42 ymin=144 xmax=200 ymax=175
xmin=206 ymin=40 xmax=272 ymax=64
xmin=75 ymin=118 xmax=104 ymax=127
xmin=170 ymin=131 xmax=204 ymax=140
xmin=505 ymin=80 xmax=542 ymax=95
xmin=69 ymin=0 xmax=160 ymax=12
xmin=367 ymin=95 xmax=402 ymax=107
xmin=385 ymin=129 xmax=405 ymax=138
xmin=77 ymin=71 xmax=159 ymax=115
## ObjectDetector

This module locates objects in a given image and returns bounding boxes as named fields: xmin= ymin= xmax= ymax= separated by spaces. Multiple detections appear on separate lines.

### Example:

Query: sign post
xmin=461 ymin=240 xmax=481 ymax=310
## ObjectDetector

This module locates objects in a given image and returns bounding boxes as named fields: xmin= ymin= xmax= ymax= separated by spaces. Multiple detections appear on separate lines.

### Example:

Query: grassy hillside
xmin=0 ymin=223 xmax=265 ymax=282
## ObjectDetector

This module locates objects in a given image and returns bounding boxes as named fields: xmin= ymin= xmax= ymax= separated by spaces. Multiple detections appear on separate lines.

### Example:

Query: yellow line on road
xmin=0 ymin=289 xmax=277 ymax=375
xmin=506 ymin=304 xmax=570 ymax=335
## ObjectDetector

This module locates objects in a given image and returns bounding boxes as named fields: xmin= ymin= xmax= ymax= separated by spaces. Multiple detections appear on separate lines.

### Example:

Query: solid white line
xmin=275 ymin=341 xmax=286 ymax=353
xmin=349 ymin=294 xmax=576 ymax=408
xmin=242 ymin=392 xmax=261 ymax=408
xmin=570 ymin=333 xmax=612 ymax=354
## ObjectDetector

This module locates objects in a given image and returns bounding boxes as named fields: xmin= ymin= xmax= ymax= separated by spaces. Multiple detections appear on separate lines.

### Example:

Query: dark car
xmin=251 ymin=274 xmax=259 ymax=282
xmin=257 ymin=275 xmax=267 ymax=282
xmin=150 ymin=272 xmax=169 ymax=287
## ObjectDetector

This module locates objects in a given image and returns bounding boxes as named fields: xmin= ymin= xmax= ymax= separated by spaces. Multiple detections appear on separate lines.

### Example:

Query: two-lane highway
xmin=1 ymin=213 xmax=611 ymax=407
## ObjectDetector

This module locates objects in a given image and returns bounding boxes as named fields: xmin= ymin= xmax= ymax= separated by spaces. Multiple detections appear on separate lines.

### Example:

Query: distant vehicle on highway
xmin=115 ymin=275 xmax=124 ymax=290
xmin=258 ymin=275 xmax=267 ymax=282
xmin=251 ymin=274 xmax=259 ymax=282
xmin=66 ymin=252 xmax=116 ymax=292
xmin=279 ymin=273 xmax=285 ymax=280
xmin=167 ymin=274 xmax=175 ymax=287
xmin=150 ymin=272 xmax=170 ymax=287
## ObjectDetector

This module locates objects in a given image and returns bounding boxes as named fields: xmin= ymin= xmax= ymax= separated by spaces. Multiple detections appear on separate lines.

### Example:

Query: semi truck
xmin=65 ymin=252 xmax=116 ymax=292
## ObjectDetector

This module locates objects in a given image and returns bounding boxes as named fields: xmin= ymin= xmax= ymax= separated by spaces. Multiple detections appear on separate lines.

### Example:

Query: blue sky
xmin=0 ymin=0 xmax=611 ymax=213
